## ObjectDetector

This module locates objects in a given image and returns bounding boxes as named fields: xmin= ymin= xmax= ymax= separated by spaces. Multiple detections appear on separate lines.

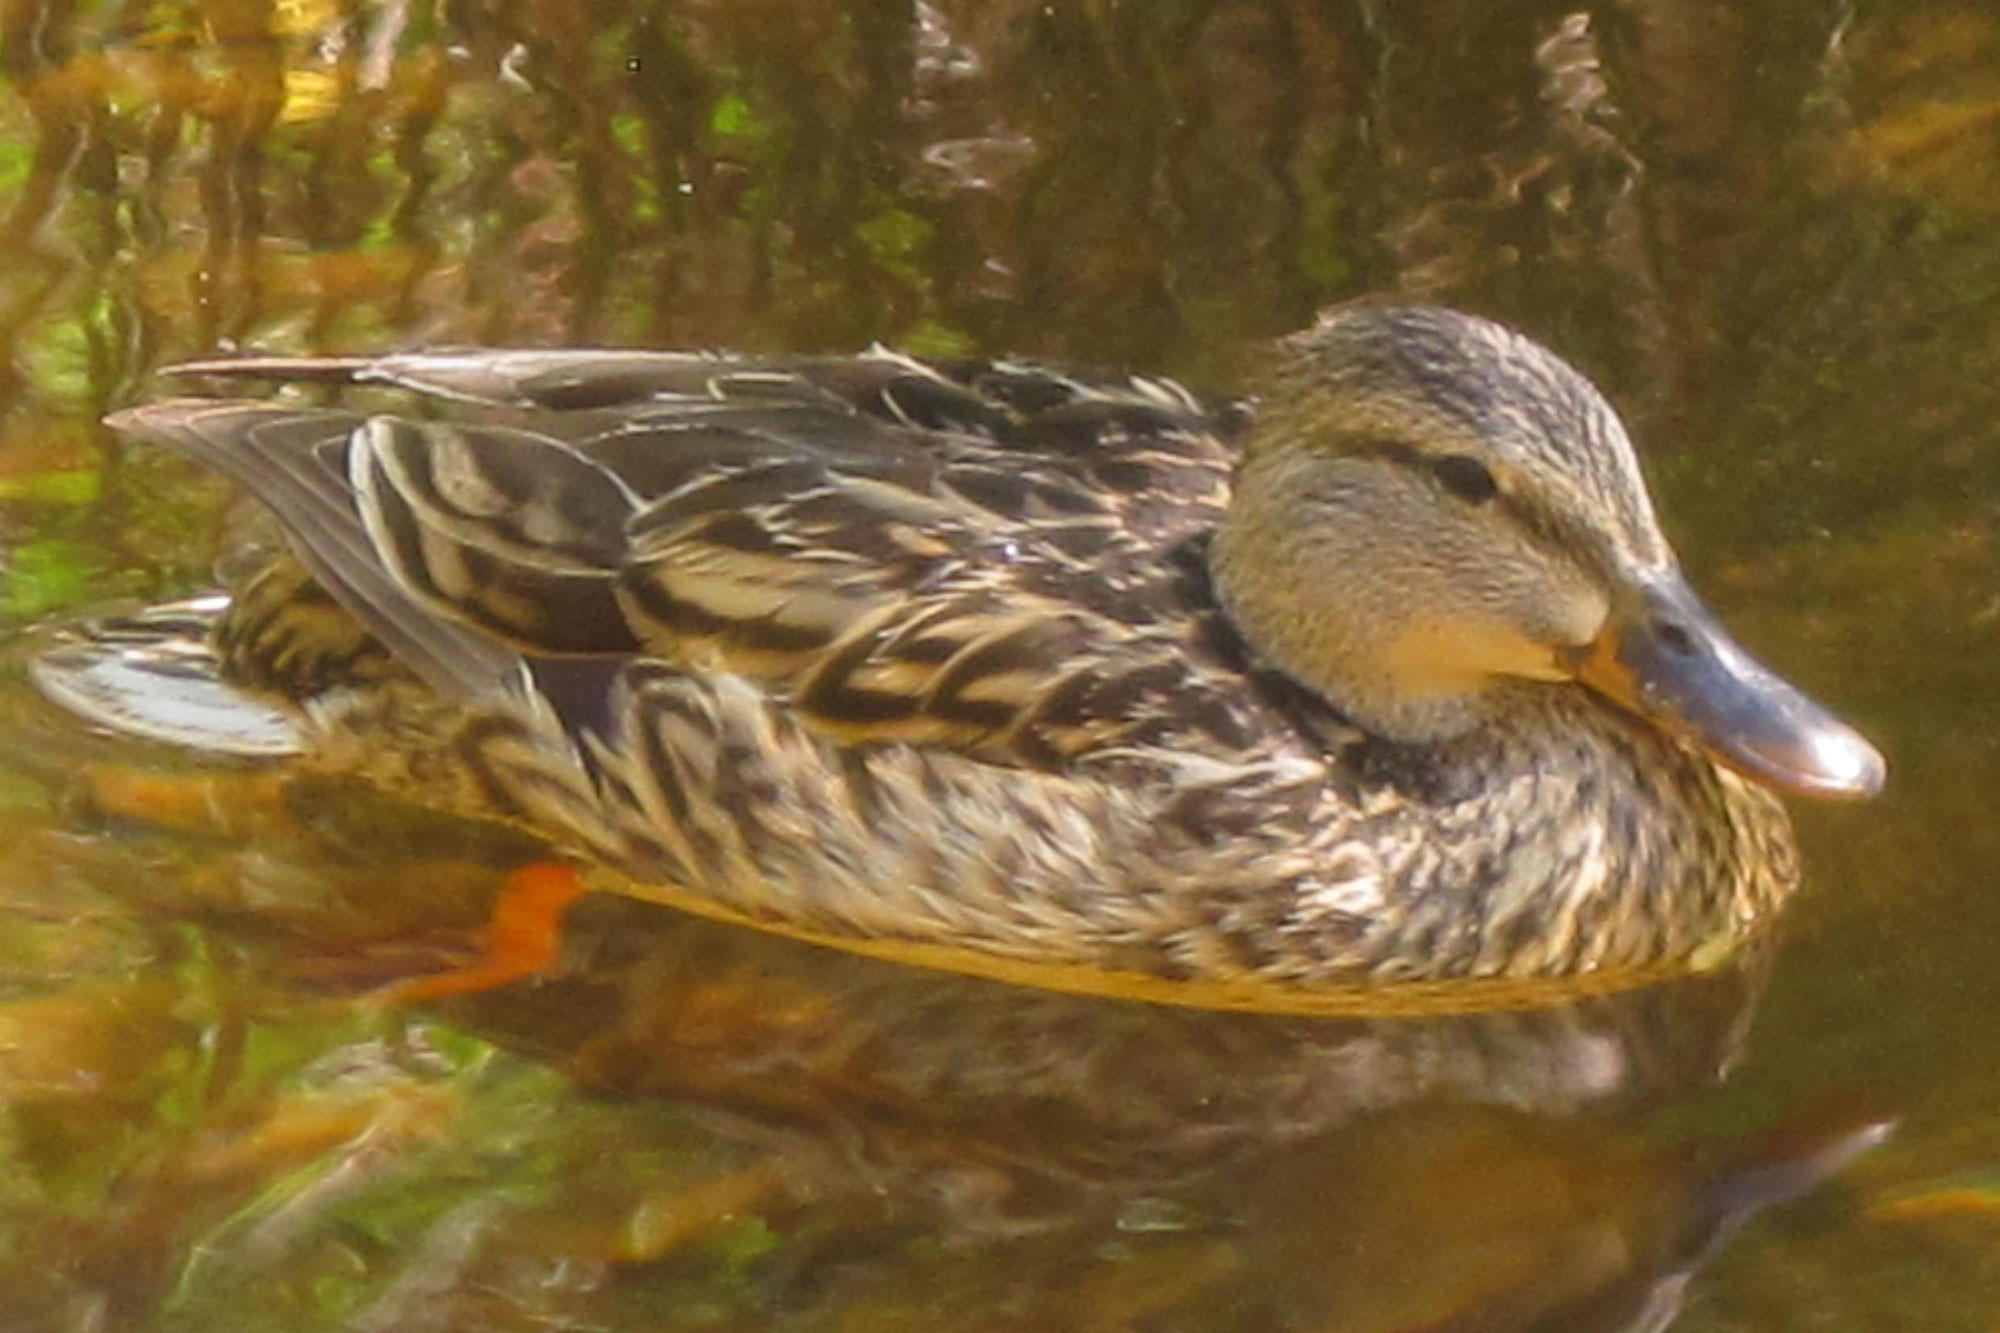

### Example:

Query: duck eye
xmin=1431 ymin=454 xmax=1499 ymax=504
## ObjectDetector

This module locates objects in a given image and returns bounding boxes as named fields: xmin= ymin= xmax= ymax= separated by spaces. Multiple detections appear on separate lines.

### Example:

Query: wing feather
xmin=125 ymin=348 xmax=1252 ymax=770
xmin=106 ymin=402 xmax=519 ymax=701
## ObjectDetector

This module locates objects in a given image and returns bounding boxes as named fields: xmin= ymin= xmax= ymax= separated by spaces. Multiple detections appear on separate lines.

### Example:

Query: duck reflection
xmin=1240 ymin=1102 xmax=1884 ymax=1333
xmin=439 ymin=888 xmax=1883 ymax=1332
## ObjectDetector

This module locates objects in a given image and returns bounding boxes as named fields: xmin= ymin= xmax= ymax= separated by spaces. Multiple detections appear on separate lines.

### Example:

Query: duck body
xmin=42 ymin=306 xmax=1877 ymax=1007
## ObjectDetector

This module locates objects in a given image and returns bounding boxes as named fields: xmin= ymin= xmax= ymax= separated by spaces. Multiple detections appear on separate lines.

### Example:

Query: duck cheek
xmin=1384 ymin=617 xmax=1569 ymax=700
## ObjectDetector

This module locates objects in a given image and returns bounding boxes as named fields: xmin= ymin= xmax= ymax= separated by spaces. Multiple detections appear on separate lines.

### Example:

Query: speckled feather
xmin=88 ymin=322 xmax=1797 ymax=1004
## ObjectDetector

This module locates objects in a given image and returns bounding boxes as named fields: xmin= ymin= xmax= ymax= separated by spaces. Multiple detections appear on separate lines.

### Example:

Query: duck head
xmin=1208 ymin=304 xmax=1884 ymax=800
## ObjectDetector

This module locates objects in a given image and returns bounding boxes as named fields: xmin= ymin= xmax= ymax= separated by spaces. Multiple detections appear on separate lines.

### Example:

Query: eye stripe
xmin=1337 ymin=437 xmax=1501 ymax=505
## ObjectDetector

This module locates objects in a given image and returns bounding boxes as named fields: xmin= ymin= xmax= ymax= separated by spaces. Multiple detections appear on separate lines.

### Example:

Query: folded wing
xmin=124 ymin=348 xmax=1249 ymax=769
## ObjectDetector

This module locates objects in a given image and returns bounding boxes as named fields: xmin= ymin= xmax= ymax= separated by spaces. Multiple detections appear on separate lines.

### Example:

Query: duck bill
xmin=1562 ymin=574 xmax=1885 ymax=800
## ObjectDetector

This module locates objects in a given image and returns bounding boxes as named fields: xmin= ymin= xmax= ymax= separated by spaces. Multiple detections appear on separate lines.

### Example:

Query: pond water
xmin=0 ymin=1 xmax=1995 ymax=1329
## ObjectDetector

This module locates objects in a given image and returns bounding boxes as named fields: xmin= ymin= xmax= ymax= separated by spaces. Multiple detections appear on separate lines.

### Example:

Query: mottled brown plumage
xmin=36 ymin=305 xmax=1883 ymax=1010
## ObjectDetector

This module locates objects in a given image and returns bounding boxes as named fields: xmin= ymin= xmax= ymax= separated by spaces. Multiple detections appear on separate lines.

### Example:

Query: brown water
xmin=0 ymin=1 xmax=1994 ymax=1329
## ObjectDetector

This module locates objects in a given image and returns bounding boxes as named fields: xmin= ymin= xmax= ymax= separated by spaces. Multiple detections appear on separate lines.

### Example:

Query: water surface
xmin=0 ymin=2 xmax=1996 ymax=1329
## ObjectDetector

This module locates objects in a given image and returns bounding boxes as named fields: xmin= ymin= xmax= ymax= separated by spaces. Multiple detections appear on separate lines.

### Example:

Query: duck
xmin=33 ymin=304 xmax=1883 ymax=1012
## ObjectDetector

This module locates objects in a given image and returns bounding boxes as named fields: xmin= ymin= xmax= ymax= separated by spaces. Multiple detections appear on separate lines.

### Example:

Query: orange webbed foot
xmin=375 ymin=861 xmax=593 ymax=1002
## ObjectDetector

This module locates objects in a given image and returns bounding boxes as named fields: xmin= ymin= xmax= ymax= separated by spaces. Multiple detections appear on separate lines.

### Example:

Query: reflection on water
xmin=0 ymin=0 xmax=1997 ymax=1328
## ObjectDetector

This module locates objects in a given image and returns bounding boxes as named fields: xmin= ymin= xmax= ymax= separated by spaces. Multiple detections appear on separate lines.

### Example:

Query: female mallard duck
xmin=36 ymin=305 xmax=1882 ymax=1010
